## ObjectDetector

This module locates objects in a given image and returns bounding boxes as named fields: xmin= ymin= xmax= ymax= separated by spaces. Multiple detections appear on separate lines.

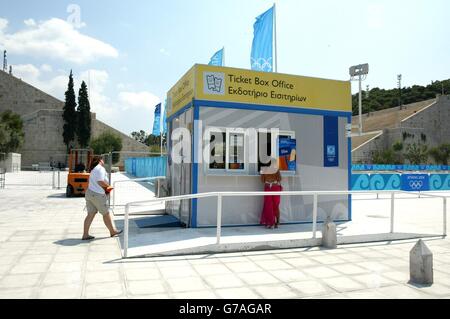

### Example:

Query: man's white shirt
xmin=88 ymin=164 xmax=109 ymax=194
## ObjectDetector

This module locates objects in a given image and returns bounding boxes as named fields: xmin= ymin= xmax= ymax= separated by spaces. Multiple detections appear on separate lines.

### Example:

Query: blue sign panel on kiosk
xmin=278 ymin=137 xmax=296 ymax=171
xmin=401 ymin=174 xmax=430 ymax=191
xmin=324 ymin=116 xmax=339 ymax=167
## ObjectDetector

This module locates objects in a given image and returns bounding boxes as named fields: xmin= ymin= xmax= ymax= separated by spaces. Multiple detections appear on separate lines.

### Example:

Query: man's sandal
xmin=110 ymin=229 xmax=123 ymax=237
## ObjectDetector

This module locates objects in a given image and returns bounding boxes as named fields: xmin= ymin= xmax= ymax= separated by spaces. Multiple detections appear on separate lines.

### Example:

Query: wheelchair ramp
xmin=117 ymin=220 xmax=441 ymax=258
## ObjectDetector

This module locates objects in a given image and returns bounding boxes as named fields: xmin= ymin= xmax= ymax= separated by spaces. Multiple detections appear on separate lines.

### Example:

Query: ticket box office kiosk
xmin=165 ymin=64 xmax=352 ymax=228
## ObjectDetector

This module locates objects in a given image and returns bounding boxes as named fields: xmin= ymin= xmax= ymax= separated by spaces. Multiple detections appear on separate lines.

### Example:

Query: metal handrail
xmin=112 ymin=176 xmax=166 ymax=211
xmin=122 ymin=190 xmax=448 ymax=258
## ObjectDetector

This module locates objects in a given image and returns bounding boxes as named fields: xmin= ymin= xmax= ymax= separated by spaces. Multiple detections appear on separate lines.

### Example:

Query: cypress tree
xmin=77 ymin=81 xmax=91 ymax=148
xmin=62 ymin=70 xmax=77 ymax=151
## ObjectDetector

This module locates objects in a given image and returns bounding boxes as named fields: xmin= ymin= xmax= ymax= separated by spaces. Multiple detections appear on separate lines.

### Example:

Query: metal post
xmin=216 ymin=195 xmax=222 ymax=244
xmin=124 ymin=203 xmax=129 ymax=258
xmin=390 ymin=192 xmax=395 ymax=233
xmin=52 ymin=169 xmax=55 ymax=189
xmin=273 ymin=3 xmax=277 ymax=73
xmin=108 ymin=152 xmax=112 ymax=184
xmin=443 ymin=197 xmax=447 ymax=237
xmin=108 ymin=152 xmax=112 ymax=207
xmin=58 ymin=169 xmax=60 ymax=189
xmin=160 ymin=133 xmax=163 ymax=157
xmin=112 ymin=182 xmax=116 ymax=213
xmin=312 ymin=194 xmax=318 ymax=239
xmin=358 ymin=74 xmax=362 ymax=135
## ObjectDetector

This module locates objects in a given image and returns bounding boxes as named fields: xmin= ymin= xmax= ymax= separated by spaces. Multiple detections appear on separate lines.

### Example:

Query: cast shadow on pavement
xmin=53 ymin=237 xmax=110 ymax=246
xmin=47 ymin=193 xmax=84 ymax=199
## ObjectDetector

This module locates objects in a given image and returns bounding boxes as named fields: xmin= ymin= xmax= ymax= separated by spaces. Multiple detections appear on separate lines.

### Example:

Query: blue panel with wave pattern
xmin=430 ymin=174 xmax=450 ymax=190
xmin=351 ymin=174 xmax=401 ymax=190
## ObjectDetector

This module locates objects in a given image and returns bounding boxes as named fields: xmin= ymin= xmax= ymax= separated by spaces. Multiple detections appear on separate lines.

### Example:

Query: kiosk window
xmin=209 ymin=131 xmax=226 ymax=170
xmin=258 ymin=131 xmax=273 ymax=172
xmin=228 ymin=132 xmax=245 ymax=170
xmin=258 ymin=130 xmax=296 ymax=173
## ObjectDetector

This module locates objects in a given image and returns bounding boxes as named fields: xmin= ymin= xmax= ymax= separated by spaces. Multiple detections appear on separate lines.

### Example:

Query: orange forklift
xmin=66 ymin=148 xmax=93 ymax=197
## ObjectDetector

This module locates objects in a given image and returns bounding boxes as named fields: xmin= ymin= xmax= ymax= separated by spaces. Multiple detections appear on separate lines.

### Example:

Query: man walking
xmin=82 ymin=156 xmax=122 ymax=240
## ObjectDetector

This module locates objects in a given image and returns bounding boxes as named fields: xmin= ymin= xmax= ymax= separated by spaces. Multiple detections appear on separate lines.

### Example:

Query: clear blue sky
xmin=1 ymin=0 xmax=449 ymax=135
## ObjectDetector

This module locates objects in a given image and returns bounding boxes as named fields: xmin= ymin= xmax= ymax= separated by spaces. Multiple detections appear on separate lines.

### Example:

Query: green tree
xmin=429 ymin=144 xmax=450 ymax=165
xmin=131 ymin=130 xmax=148 ymax=144
xmin=76 ymin=81 xmax=91 ymax=147
xmin=404 ymin=143 xmax=428 ymax=165
xmin=62 ymin=70 xmax=77 ymax=150
xmin=0 ymin=123 xmax=10 ymax=149
xmin=90 ymin=132 xmax=123 ymax=164
xmin=371 ymin=149 xmax=399 ymax=164
xmin=370 ymin=141 xmax=404 ymax=164
xmin=0 ymin=110 xmax=25 ymax=153
xmin=392 ymin=141 xmax=403 ymax=152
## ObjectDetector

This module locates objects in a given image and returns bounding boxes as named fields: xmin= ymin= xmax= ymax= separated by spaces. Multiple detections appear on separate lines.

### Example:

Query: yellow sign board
xmin=167 ymin=66 xmax=195 ymax=117
xmin=167 ymin=64 xmax=351 ymax=117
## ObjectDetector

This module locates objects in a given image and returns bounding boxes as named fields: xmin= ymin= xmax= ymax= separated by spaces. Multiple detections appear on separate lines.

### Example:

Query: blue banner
xmin=430 ymin=174 xmax=450 ymax=190
xmin=324 ymin=116 xmax=339 ymax=167
xmin=351 ymin=174 xmax=401 ymax=191
xmin=131 ymin=158 xmax=137 ymax=176
xmin=125 ymin=156 xmax=167 ymax=178
xmin=352 ymin=164 xmax=450 ymax=171
xmin=250 ymin=6 xmax=274 ymax=72
xmin=401 ymin=174 xmax=430 ymax=191
xmin=152 ymin=103 xmax=161 ymax=136
xmin=208 ymin=48 xmax=224 ymax=66
xmin=351 ymin=173 xmax=449 ymax=191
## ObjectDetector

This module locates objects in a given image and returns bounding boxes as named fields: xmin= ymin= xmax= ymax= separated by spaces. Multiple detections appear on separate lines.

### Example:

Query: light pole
xmin=397 ymin=74 xmax=402 ymax=109
xmin=349 ymin=63 xmax=369 ymax=136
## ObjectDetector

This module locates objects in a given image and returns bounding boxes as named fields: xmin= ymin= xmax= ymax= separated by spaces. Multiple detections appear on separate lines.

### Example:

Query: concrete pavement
xmin=0 ymin=179 xmax=449 ymax=298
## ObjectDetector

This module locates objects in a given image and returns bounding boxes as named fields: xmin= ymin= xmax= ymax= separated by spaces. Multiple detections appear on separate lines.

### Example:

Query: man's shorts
xmin=85 ymin=188 xmax=109 ymax=215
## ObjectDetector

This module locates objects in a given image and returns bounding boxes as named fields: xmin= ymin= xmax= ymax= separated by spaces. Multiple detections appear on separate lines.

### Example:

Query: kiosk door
xmin=169 ymin=110 xmax=192 ymax=227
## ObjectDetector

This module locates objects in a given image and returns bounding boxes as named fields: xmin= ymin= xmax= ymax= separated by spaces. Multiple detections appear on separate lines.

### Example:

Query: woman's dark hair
xmin=90 ymin=155 xmax=103 ymax=171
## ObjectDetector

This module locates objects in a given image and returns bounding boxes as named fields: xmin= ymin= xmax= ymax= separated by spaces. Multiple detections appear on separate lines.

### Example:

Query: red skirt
xmin=260 ymin=183 xmax=282 ymax=227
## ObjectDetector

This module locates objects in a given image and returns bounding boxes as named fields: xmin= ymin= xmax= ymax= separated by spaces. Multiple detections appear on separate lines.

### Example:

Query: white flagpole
xmin=160 ymin=104 xmax=163 ymax=156
xmin=273 ymin=3 xmax=277 ymax=73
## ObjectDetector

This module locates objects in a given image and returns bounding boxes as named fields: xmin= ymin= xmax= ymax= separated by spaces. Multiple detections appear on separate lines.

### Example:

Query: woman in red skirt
xmin=260 ymin=161 xmax=282 ymax=229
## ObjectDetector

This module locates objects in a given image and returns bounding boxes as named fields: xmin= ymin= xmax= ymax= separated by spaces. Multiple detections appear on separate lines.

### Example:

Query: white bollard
xmin=321 ymin=216 xmax=337 ymax=249
xmin=410 ymin=239 xmax=433 ymax=285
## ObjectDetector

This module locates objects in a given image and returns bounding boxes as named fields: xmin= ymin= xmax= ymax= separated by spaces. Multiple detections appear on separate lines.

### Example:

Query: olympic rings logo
xmin=409 ymin=180 xmax=424 ymax=189
xmin=251 ymin=58 xmax=273 ymax=72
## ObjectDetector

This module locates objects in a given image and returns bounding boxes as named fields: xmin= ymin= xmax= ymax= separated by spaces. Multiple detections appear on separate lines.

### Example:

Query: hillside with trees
xmin=352 ymin=79 xmax=450 ymax=115
xmin=130 ymin=130 xmax=166 ymax=153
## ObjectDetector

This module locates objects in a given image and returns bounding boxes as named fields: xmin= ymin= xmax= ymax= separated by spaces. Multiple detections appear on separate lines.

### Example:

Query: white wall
xmin=195 ymin=107 xmax=350 ymax=227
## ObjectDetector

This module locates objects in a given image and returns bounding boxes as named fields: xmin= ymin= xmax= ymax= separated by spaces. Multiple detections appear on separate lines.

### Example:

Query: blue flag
xmin=152 ymin=103 xmax=161 ymax=136
xmin=208 ymin=48 xmax=224 ymax=66
xmin=162 ymin=99 xmax=167 ymax=134
xmin=250 ymin=6 xmax=274 ymax=72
